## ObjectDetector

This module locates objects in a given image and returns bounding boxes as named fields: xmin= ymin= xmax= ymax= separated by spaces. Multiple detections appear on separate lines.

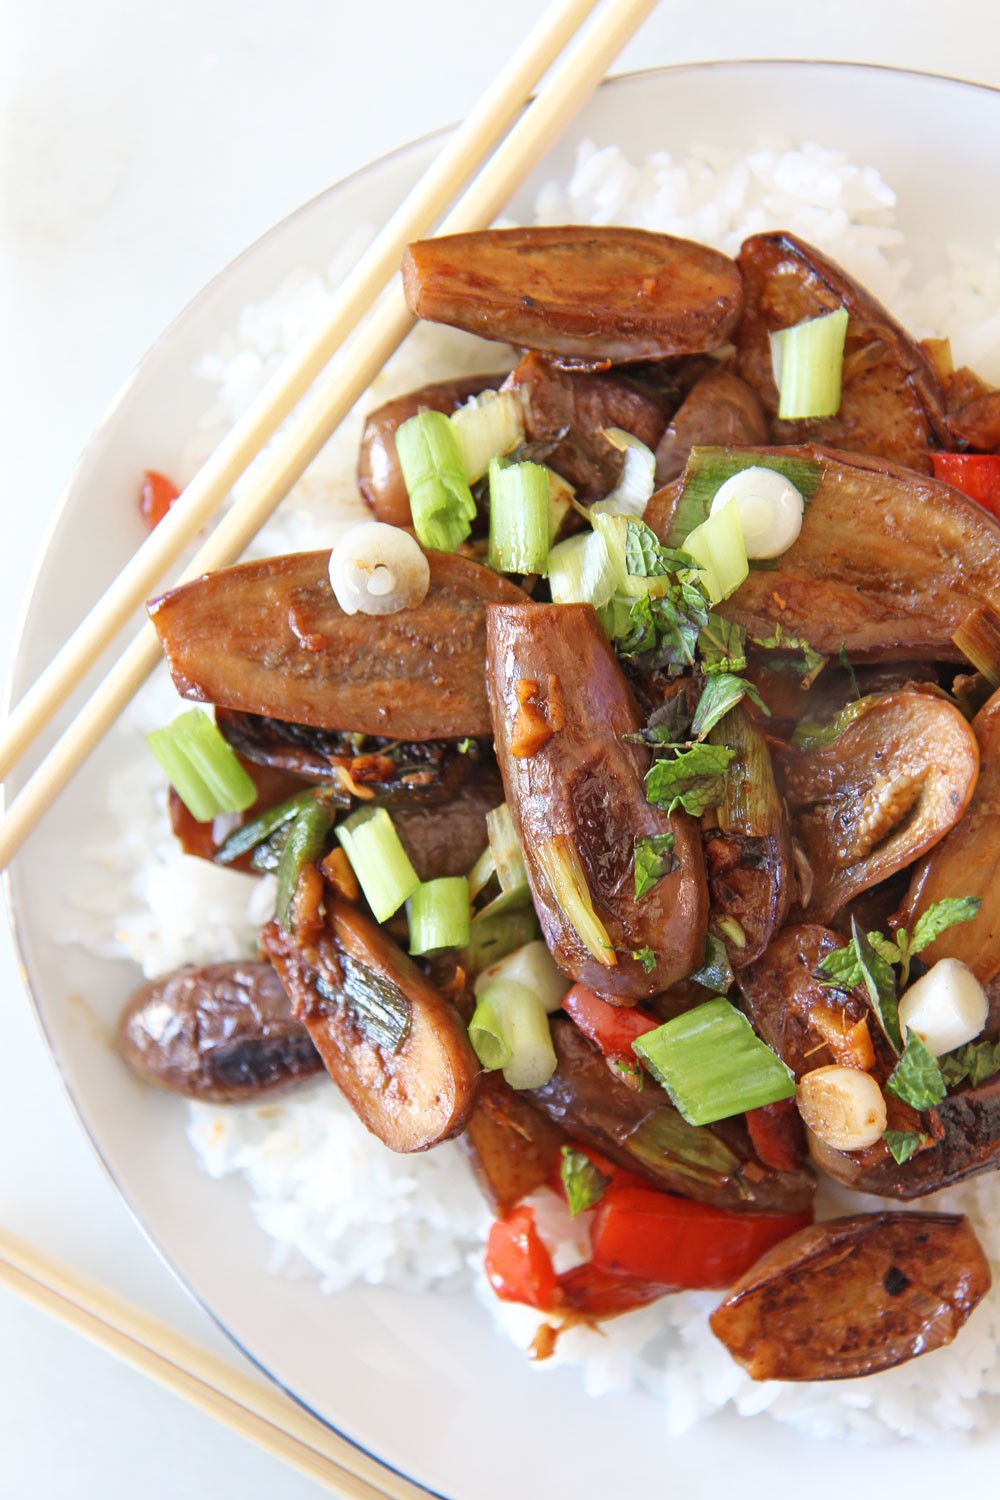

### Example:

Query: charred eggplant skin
xmin=710 ymin=1212 xmax=991 ymax=1380
xmin=403 ymin=226 xmax=743 ymax=365
xmin=261 ymin=899 xmax=479 ymax=1153
xmin=118 ymin=962 xmax=322 ymax=1103
xmin=486 ymin=602 xmax=707 ymax=999
xmin=148 ymin=550 xmax=526 ymax=741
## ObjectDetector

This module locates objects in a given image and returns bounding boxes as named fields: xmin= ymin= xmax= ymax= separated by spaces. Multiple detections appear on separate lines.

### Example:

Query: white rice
xmin=72 ymin=135 xmax=1000 ymax=1442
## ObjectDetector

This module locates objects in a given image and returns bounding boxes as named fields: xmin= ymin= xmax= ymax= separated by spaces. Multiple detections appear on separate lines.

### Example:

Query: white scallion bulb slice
xmin=709 ymin=467 xmax=804 ymax=560
xmin=898 ymin=958 xmax=989 ymax=1057
xmin=589 ymin=428 xmax=656 ymax=517
xmin=797 ymin=1065 xmax=887 ymax=1151
xmin=328 ymin=522 xmax=430 ymax=616
xmin=475 ymin=939 xmax=570 ymax=1014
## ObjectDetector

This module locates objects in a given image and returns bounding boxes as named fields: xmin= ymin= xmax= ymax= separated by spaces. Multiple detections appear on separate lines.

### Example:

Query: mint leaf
xmin=752 ymin=624 xmax=827 ymax=682
xmin=883 ymin=1129 xmax=927 ymax=1165
xmin=688 ymin=932 xmax=734 ymax=993
xmin=645 ymin=743 xmax=735 ymax=817
xmin=868 ymin=930 xmax=904 ymax=968
xmin=631 ymin=946 xmax=656 ymax=975
xmin=816 ymin=943 xmax=864 ymax=990
xmin=940 ymin=1037 xmax=1000 ymax=1090
xmin=886 ymin=1032 xmax=946 ymax=1111
xmin=790 ymin=697 xmax=871 ymax=750
xmin=838 ymin=642 xmax=861 ymax=701
xmin=616 ymin=576 xmax=712 ymax=670
xmin=698 ymin=615 xmax=747 ymax=675
xmin=691 ymin=672 xmax=770 ymax=740
xmin=853 ymin=920 xmax=902 ymax=1055
xmin=624 ymin=520 xmax=672 ymax=577
xmin=910 ymin=896 xmax=982 ymax=954
xmin=560 ymin=1146 xmax=609 ymax=1218
xmin=626 ymin=694 xmax=693 ymax=748
xmin=634 ymin=833 xmax=678 ymax=899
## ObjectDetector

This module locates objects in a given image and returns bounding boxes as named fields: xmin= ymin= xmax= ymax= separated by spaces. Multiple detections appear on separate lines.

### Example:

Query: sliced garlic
xmin=709 ymin=466 xmax=804 ymax=559
xmin=797 ymin=1065 xmax=887 ymax=1151
xmin=328 ymin=522 xmax=430 ymax=616
xmin=898 ymin=957 xmax=989 ymax=1057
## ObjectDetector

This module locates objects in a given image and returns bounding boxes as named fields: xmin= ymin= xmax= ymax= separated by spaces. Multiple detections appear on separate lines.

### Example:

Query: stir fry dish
xmin=122 ymin=223 xmax=1000 ymax=1384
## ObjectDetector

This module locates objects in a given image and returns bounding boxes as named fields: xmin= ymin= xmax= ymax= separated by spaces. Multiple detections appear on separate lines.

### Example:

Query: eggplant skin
xmin=486 ymin=602 xmax=707 ymax=1000
xmin=403 ymin=227 xmax=743 ymax=364
xmin=118 ymin=962 xmax=322 ymax=1103
xmin=710 ymin=1212 xmax=991 ymax=1380
xmin=148 ymin=550 xmax=526 ymax=741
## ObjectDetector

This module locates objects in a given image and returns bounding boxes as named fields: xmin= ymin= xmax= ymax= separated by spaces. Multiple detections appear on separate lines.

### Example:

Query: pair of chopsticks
xmin=0 ymin=0 xmax=659 ymax=869
xmin=0 ymin=1228 xmax=427 ymax=1498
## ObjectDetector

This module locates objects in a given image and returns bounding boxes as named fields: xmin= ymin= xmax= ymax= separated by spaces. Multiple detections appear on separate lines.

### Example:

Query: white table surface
xmin=2 ymin=2 xmax=1000 ymax=1495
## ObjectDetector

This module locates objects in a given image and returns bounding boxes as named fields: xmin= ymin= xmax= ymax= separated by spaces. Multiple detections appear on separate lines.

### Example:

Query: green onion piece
xmin=274 ymin=796 xmax=338 ymax=928
xmin=548 ymin=530 xmax=621 ymax=608
xmin=336 ymin=807 xmax=420 ymax=923
xmin=665 ymin=448 xmax=823 ymax=547
xmin=476 ymin=939 xmax=569 ymax=1014
xmin=681 ymin=500 xmax=749 ymax=604
xmin=486 ymin=803 xmax=527 ymax=892
xmin=771 ymin=307 xmax=849 ymax=421
xmin=952 ymin=605 xmax=1000 ymax=688
xmin=590 ymin=513 xmax=668 ymax=601
xmin=560 ymin=1146 xmax=609 ymax=1216
xmin=475 ymin=881 xmax=533 ymax=920
xmin=395 ymin=410 xmax=476 ymax=552
xmin=545 ymin=467 xmax=575 ymax=542
xmin=469 ymin=978 xmax=557 ymax=1090
xmin=449 ymin=389 xmax=524 ymax=483
xmin=467 ymin=844 xmax=496 ymax=901
xmin=588 ymin=428 xmax=656 ymax=518
xmin=633 ymin=996 xmax=795 ymax=1125
xmin=488 ymin=457 xmax=550 ymax=574
xmin=146 ymin=710 xmax=257 ymax=823
xmin=216 ymin=788 xmax=329 ymax=866
xmin=463 ymin=905 xmax=541 ymax=974
xmin=407 ymin=876 xmax=471 ymax=956
xmin=535 ymin=834 xmax=615 ymax=969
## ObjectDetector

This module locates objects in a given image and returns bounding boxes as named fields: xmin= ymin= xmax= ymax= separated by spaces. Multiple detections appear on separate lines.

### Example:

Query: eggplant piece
xmin=501 ymin=352 xmax=670 ymax=500
xmin=358 ymin=373 xmax=501 ymax=527
xmin=710 ymin=1212 xmax=990 ymax=1380
xmin=461 ymin=1074 xmax=568 ymax=1214
xmin=402 ymin=227 xmax=743 ymax=366
xmin=149 ymin=550 xmax=526 ymax=741
xmin=262 ymin=898 xmax=479 ymax=1152
xmin=703 ymin=707 xmax=791 ymax=967
xmin=486 ymin=602 xmax=707 ymax=999
xmin=650 ymin=446 xmax=1000 ymax=661
xmin=904 ymin=685 xmax=1000 ymax=983
xmin=391 ymin=762 xmax=503 ymax=882
xmin=779 ymin=689 xmax=979 ymax=921
xmin=654 ymin=366 xmax=768 ymax=484
xmin=946 ymin=389 xmax=1000 ymax=450
xmin=532 ymin=1017 xmax=815 ymax=1214
xmin=118 ymin=962 xmax=322 ymax=1103
xmin=736 ymin=231 xmax=948 ymax=471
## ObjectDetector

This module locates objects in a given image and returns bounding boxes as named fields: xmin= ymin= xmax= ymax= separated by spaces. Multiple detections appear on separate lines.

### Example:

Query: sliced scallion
xmin=395 ymin=409 xmax=476 ymax=552
xmin=449 ymin=388 xmax=525 ymax=483
xmin=216 ymin=788 xmax=330 ymax=866
xmin=488 ymin=458 xmax=550 ymax=574
xmin=535 ymin=834 xmax=615 ymax=969
xmin=274 ymin=796 xmax=338 ymax=928
xmin=548 ymin=529 xmax=620 ymax=608
xmin=632 ymin=996 xmax=795 ymax=1125
xmin=681 ymin=500 xmax=749 ymax=603
xmin=475 ymin=939 xmax=569 ymax=1014
xmin=545 ymin=467 xmax=575 ymax=542
xmin=469 ymin=978 xmax=557 ymax=1090
xmin=407 ymin=876 xmax=471 ymax=956
xmin=463 ymin=904 xmax=541 ymax=974
xmin=589 ymin=428 xmax=656 ymax=518
xmin=146 ymin=709 xmax=256 ymax=823
xmin=335 ymin=807 xmax=419 ymax=922
xmin=486 ymin=803 xmax=528 ymax=892
xmin=771 ymin=307 xmax=849 ymax=421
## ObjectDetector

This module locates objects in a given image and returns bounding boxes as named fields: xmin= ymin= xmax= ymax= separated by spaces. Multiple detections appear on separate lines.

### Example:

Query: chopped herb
xmin=631 ymin=946 xmax=657 ymax=974
xmin=939 ymin=1036 xmax=1000 ymax=1090
xmin=608 ymin=1056 xmax=645 ymax=1087
xmin=690 ymin=671 xmax=769 ymax=741
xmin=645 ymin=743 xmax=736 ymax=817
xmin=634 ymin=834 xmax=678 ymax=900
xmin=838 ymin=642 xmax=861 ymax=701
xmin=790 ymin=696 xmax=872 ymax=750
xmin=886 ymin=1032 xmax=947 ymax=1112
xmin=816 ymin=943 xmax=864 ymax=991
xmin=751 ymin=623 xmax=827 ymax=682
xmin=626 ymin=694 xmax=693 ymax=748
xmin=910 ymin=896 xmax=981 ymax=955
xmin=615 ymin=575 xmax=712 ymax=670
xmin=883 ymin=1130 xmax=927 ymax=1166
xmin=698 ymin=615 xmax=747 ymax=675
xmin=624 ymin=519 xmax=669 ymax=576
xmin=817 ymin=920 xmax=901 ymax=1053
xmin=457 ymin=737 xmax=474 ymax=754
xmin=560 ymin=1146 xmax=610 ymax=1217
xmin=688 ymin=932 xmax=735 ymax=993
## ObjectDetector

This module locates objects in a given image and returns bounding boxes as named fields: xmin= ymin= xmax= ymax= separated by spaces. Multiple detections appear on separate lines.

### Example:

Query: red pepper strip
xmin=744 ymin=1098 xmax=808 ymax=1174
xmin=557 ymin=1262 xmax=669 ymax=1317
xmin=589 ymin=1184 xmax=812 ymax=1290
xmin=485 ymin=1206 xmax=558 ymax=1310
xmin=563 ymin=983 xmax=660 ymax=1061
xmin=931 ymin=453 xmax=1000 ymax=520
xmin=140 ymin=469 xmax=181 ymax=530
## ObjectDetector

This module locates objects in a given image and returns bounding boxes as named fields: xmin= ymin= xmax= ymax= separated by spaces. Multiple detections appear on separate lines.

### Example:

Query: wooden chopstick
xmin=0 ymin=0 xmax=607 ymax=789
xmin=0 ymin=0 xmax=659 ymax=870
xmin=0 ymin=1228 xmax=430 ymax=1499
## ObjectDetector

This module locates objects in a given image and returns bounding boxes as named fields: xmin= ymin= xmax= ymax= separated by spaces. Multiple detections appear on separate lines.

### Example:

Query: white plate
xmin=9 ymin=61 xmax=1000 ymax=1499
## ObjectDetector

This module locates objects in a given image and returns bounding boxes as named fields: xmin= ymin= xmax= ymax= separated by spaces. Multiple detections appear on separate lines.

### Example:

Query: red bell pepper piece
xmin=140 ymin=469 xmax=181 ymax=530
xmin=744 ymin=1098 xmax=807 ymax=1174
xmin=563 ymin=983 xmax=660 ymax=1060
xmin=589 ymin=1184 xmax=812 ymax=1290
xmin=484 ymin=1205 xmax=558 ymax=1310
xmin=931 ymin=453 xmax=1000 ymax=520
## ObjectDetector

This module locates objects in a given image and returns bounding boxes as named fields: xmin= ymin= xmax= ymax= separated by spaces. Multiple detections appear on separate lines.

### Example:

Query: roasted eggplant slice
xmin=149 ymin=550 xmax=526 ymax=741
xmin=710 ymin=1213 xmax=990 ymax=1380
xmin=736 ymin=231 xmax=948 ymax=471
xmin=651 ymin=446 xmax=1000 ymax=661
xmin=654 ymin=366 xmax=768 ymax=484
xmin=904 ymin=685 xmax=1000 ymax=982
xmin=486 ymin=602 xmax=707 ymax=999
xmin=359 ymin=373 xmax=501 ymax=527
xmin=779 ymin=690 xmax=979 ymax=921
xmin=461 ymin=1074 xmax=568 ymax=1214
xmin=118 ymin=961 xmax=322 ymax=1103
xmin=403 ymin=227 xmax=743 ymax=365
xmin=533 ymin=1017 xmax=815 ymax=1214
xmin=262 ymin=898 xmax=479 ymax=1152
